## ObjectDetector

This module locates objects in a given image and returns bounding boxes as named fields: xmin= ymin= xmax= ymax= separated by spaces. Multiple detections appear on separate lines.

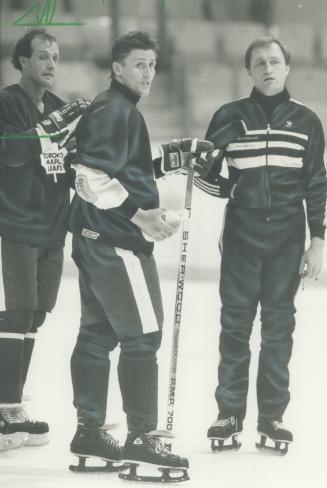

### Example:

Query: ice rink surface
xmin=1 ymin=179 xmax=326 ymax=488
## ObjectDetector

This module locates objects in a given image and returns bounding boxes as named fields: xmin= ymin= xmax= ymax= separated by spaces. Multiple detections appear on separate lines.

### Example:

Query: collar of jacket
xmin=110 ymin=78 xmax=140 ymax=105
xmin=250 ymin=86 xmax=290 ymax=106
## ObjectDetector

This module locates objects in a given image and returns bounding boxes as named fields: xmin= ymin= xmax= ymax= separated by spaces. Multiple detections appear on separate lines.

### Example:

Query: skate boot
xmin=69 ymin=420 xmax=125 ymax=473
xmin=256 ymin=419 xmax=292 ymax=455
xmin=0 ymin=406 xmax=48 ymax=446
xmin=119 ymin=430 xmax=189 ymax=482
xmin=207 ymin=415 xmax=242 ymax=451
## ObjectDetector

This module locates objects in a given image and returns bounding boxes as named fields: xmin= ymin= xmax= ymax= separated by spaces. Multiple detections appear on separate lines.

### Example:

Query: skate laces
xmin=0 ymin=406 xmax=33 ymax=424
xmin=13 ymin=407 xmax=35 ymax=423
xmin=99 ymin=429 xmax=121 ymax=450
xmin=215 ymin=416 xmax=235 ymax=428
xmin=147 ymin=435 xmax=172 ymax=456
xmin=0 ymin=408 xmax=21 ymax=423
xmin=271 ymin=420 xmax=285 ymax=430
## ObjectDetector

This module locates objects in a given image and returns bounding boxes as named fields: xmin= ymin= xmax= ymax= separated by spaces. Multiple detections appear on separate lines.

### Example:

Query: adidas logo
xmin=133 ymin=437 xmax=143 ymax=445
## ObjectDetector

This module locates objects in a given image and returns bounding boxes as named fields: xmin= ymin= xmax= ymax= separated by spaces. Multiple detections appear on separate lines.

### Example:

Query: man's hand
xmin=37 ymin=98 xmax=91 ymax=146
xmin=159 ymin=138 xmax=214 ymax=176
xmin=299 ymin=237 xmax=324 ymax=279
xmin=131 ymin=208 xmax=183 ymax=241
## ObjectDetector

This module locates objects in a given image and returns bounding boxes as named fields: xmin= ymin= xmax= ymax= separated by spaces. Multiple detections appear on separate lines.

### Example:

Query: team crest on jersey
xmin=40 ymin=150 xmax=66 ymax=182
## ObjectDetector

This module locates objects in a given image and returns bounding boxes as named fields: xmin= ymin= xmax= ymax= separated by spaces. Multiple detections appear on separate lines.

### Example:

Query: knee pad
xmin=121 ymin=331 xmax=162 ymax=359
xmin=0 ymin=310 xmax=34 ymax=334
xmin=29 ymin=310 xmax=47 ymax=333
xmin=77 ymin=321 xmax=119 ymax=352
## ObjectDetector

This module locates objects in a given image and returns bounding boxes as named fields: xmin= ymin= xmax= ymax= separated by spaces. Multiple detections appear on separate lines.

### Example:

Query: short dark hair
xmin=244 ymin=36 xmax=291 ymax=70
xmin=111 ymin=31 xmax=159 ymax=72
xmin=11 ymin=29 xmax=58 ymax=71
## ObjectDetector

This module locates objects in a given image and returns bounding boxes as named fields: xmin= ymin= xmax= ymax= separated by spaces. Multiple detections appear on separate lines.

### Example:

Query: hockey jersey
xmin=0 ymin=84 xmax=70 ymax=248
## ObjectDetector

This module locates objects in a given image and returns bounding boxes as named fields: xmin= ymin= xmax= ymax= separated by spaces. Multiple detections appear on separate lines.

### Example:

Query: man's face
xmin=248 ymin=42 xmax=290 ymax=96
xmin=20 ymin=36 xmax=59 ymax=88
xmin=113 ymin=49 xmax=156 ymax=97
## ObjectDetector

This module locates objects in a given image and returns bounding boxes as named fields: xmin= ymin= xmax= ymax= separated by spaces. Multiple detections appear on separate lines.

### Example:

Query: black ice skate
xmin=119 ymin=430 xmax=189 ymax=483
xmin=0 ymin=406 xmax=49 ymax=446
xmin=207 ymin=416 xmax=242 ymax=451
xmin=69 ymin=424 xmax=125 ymax=473
xmin=256 ymin=419 xmax=293 ymax=455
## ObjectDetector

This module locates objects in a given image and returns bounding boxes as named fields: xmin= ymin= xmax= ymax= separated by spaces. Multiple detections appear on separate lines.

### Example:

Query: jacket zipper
xmin=265 ymin=123 xmax=271 ymax=217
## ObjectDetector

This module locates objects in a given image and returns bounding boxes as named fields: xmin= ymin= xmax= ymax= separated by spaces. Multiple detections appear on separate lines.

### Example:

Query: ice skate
xmin=256 ymin=419 xmax=292 ymax=455
xmin=119 ymin=430 xmax=189 ymax=482
xmin=0 ymin=406 xmax=48 ymax=446
xmin=69 ymin=424 xmax=125 ymax=473
xmin=207 ymin=416 xmax=242 ymax=451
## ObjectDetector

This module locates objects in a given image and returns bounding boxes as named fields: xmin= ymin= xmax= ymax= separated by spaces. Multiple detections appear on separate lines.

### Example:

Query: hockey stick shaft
xmin=166 ymin=166 xmax=195 ymax=433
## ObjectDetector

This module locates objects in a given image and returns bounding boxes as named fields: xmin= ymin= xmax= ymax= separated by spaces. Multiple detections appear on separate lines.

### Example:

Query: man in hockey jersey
xmin=67 ymin=31 xmax=214 ymax=481
xmin=0 ymin=29 xmax=89 ymax=450
xmin=196 ymin=37 xmax=326 ymax=454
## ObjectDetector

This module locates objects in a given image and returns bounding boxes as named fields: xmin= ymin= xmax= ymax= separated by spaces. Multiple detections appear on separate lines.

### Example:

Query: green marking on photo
xmin=0 ymin=134 xmax=57 ymax=140
xmin=12 ymin=0 xmax=85 ymax=27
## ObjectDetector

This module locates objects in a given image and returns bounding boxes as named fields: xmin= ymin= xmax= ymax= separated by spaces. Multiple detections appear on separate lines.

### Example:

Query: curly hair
xmin=11 ymin=29 xmax=57 ymax=72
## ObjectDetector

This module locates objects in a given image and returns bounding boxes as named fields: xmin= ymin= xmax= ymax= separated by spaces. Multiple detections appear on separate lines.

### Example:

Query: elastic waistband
xmin=228 ymin=200 xmax=304 ymax=220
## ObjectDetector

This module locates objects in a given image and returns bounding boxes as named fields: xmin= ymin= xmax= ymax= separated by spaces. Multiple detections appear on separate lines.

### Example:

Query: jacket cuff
xmin=309 ymin=222 xmax=325 ymax=240
xmin=120 ymin=196 xmax=139 ymax=219
xmin=153 ymin=157 xmax=164 ymax=179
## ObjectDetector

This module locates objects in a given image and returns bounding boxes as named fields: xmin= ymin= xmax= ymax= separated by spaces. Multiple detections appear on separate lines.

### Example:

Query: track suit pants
xmin=70 ymin=234 xmax=164 ymax=433
xmin=216 ymin=202 xmax=305 ymax=422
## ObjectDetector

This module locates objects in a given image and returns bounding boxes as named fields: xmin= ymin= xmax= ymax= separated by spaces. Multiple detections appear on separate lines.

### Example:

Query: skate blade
xmin=69 ymin=454 xmax=126 ymax=473
xmin=24 ymin=432 xmax=49 ymax=447
xmin=209 ymin=435 xmax=241 ymax=452
xmin=119 ymin=462 xmax=189 ymax=483
xmin=0 ymin=433 xmax=26 ymax=451
xmin=256 ymin=435 xmax=289 ymax=456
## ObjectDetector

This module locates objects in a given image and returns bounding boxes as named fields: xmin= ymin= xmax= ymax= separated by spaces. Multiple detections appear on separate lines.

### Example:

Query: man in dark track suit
xmin=196 ymin=36 xmax=326 ymax=453
xmin=67 ymin=31 xmax=206 ymax=481
xmin=0 ymin=29 xmax=89 ymax=451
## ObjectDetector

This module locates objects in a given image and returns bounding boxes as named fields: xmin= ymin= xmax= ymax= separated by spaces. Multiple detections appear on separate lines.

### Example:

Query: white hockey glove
xmin=37 ymin=98 xmax=91 ymax=148
xmin=158 ymin=138 xmax=214 ymax=176
xmin=74 ymin=163 xmax=129 ymax=210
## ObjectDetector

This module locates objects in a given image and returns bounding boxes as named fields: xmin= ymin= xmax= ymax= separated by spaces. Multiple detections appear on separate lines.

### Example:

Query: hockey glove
xmin=37 ymin=98 xmax=91 ymax=146
xmin=188 ymin=148 xmax=221 ymax=178
xmin=158 ymin=138 xmax=214 ymax=176
xmin=194 ymin=174 xmax=233 ymax=198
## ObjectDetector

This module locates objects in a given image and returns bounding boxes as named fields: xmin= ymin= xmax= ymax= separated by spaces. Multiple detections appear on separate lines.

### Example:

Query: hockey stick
xmin=165 ymin=163 xmax=195 ymax=436
xmin=164 ymin=121 xmax=247 ymax=438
